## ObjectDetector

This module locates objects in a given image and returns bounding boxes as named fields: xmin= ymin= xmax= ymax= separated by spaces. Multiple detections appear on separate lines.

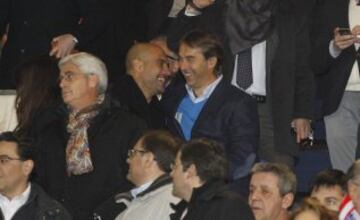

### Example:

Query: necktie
xmin=236 ymin=48 xmax=253 ymax=90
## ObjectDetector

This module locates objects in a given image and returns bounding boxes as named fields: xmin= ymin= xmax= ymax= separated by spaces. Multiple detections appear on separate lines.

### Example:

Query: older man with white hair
xmin=37 ymin=52 xmax=147 ymax=220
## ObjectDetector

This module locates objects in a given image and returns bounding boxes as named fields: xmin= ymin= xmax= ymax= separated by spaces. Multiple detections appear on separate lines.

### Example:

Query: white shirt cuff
xmin=329 ymin=40 xmax=341 ymax=58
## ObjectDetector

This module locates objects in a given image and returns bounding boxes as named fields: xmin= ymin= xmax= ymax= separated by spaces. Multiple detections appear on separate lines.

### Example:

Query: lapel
xmin=191 ymin=79 xmax=226 ymax=136
xmin=265 ymin=27 xmax=279 ymax=99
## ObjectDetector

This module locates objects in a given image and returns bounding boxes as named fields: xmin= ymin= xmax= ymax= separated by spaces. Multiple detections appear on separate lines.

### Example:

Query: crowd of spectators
xmin=0 ymin=0 xmax=359 ymax=219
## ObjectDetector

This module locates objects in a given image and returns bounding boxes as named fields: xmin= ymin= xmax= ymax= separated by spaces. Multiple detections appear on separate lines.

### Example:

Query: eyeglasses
xmin=59 ymin=72 xmax=91 ymax=83
xmin=128 ymin=149 xmax=148 ymax=157
xmin=0 ymin=155 xmax=24 ymax=165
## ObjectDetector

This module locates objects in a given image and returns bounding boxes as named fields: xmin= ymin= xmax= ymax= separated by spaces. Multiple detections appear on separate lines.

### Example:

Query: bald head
xmin=126 ymin=43 xmax=164 ymax=75
xmin=125 ymin=42 xmax=170 ymax=102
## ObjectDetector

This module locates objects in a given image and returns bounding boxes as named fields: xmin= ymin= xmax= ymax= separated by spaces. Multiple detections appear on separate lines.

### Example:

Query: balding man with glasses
xmin=94 ymin=130 xmax=180 ymax=220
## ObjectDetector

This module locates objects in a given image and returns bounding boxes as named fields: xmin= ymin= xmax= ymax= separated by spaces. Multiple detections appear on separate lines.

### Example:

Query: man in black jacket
xmin=37 ymin=52 xmax=146 ymax=220
xmin=170 ymin=138 xmax=255 ymax=220
xmin=0 ymin=132 xmax=71 ymax=220
xmin=110 ymin=43 xmax=170 ymax=129
xmin=0 ymin=0 xmax=106 ymax=89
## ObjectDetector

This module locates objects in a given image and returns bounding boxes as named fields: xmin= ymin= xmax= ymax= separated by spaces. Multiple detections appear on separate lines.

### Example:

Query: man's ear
xmin=207 ymin=56 xmax=218 ymax=70
xmin=143 ymin=152 xmax=156 ymax=168
xmin=281 ymin=193 xmax=294 ymax=209
xmin=88 ymin=73 xmax=100 ymax=89
xmin=22 ymin=160 xmax=34 ymax=177
xmin=133 ymin=58 xmax=144 ymax=73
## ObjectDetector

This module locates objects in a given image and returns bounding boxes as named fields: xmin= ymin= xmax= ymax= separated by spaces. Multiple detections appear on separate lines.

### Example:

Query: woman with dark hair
xmin=14 ymin=55 xmax=62 ymax=140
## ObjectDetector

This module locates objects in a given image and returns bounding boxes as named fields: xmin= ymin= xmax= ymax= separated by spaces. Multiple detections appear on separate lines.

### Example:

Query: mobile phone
xmin=338 ymin=28 xmax=352 ymax=36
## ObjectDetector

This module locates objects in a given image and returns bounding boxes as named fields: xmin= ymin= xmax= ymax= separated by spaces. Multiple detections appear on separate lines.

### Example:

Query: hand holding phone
xmin=338 ymin=28 xmax=352 ymax=36
xmin=334 ymin=27 xmax=356 ymax=50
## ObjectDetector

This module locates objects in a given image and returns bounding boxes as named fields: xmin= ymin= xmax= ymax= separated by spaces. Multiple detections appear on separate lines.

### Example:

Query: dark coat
xmin=165 ymin=0 xmax=225 ymax=52
xmin=162 ymin=78 xmax=259 ymax=179
xmin=223 ymin=5 xmax=315 ymax=157
xmin=311 ymin=0 xmax=357 ymax=116
xmin=0 ymin=0 xmax=107 ymax=89
xmin=110 ymin=74 xmax=166 ymax=129
xmin=169 ymin=180 xmax=255 ymax=220
xmin=37 ymin=99 xmax=147 ymax=220
xmin=0 ymin=183 xmax=72 ymax=220
xmin=147 ymin=0 xmax=174 ymax=39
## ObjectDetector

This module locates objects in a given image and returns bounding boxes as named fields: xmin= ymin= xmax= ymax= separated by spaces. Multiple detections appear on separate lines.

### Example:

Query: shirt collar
xmin=130 ymin=181 xmax=153 ymax=198
xmin=185 ymin=75 xmax=223 ymax=103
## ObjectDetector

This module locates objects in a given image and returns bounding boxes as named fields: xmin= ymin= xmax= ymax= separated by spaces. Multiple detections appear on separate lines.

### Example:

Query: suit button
xmin=20 ymin=49 xmax=25 ymax=54
xmin=23 ymin=21 xmax=28 ymax=25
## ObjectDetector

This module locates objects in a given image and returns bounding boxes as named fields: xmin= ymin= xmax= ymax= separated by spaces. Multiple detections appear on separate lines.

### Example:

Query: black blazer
xmin=162 ymin=78 xmax=259 ymax=179
xmin=0 ymin=0 xmax=107 ymax=89
xmin=311 ymin=0 xmax=357 ymax=116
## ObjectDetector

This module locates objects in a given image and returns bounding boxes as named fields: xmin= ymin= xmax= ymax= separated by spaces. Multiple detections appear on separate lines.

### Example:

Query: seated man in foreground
xmin=249 ymin=162 xmax=296 ymax=220
xmin=37 ymin=52 xmax=146 ymax=220
xmin=94 ymin=130 xmax=181 ymax=220
xmin=170 ymin=138 xmax=255 ymax=220
xmin=0 ymin=131 xmax=71 ymax=220
xmin=310 ymin=169 xmax=346 ymax=212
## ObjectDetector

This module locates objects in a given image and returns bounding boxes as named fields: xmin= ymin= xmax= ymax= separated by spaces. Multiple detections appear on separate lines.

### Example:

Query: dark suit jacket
xmin=147 ymin=0 xmax=174 ymax=39
xmin=311 ymin=0 xmax=357 ymax=116
xmin=162 ymin=78 xmax=259 ymax=179
xmin=223 ymin=6 xmax=315 ymax=157
xmin=0 ymin=0 xmax=106 ymax=89
xmin=165 ymin=0 xmax=225 ymax=52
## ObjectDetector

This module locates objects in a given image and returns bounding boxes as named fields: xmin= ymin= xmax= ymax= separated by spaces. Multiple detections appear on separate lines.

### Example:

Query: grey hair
xmin=58 ymin=52 xmax=108 ymax=94
xmin=251 ymin=162 xmax=297 ymax=196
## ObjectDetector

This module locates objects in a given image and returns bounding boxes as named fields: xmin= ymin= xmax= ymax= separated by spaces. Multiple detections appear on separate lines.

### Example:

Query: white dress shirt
xmin=231 ymin=41 xmax=267 ymax=96
xmin=130 ymin=181 xmax=153 ymax=198
xmin=185 ymin=74 xmax=223 ymax=103
xmin=0 ymin=184 xmax=31 ymax=220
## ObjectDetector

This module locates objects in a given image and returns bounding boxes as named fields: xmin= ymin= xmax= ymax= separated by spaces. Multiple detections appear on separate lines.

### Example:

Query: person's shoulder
xmin=31 ymin=183 xmax=73 ymax=220
xmin=216 ymin=81 xmax=254 ymax=102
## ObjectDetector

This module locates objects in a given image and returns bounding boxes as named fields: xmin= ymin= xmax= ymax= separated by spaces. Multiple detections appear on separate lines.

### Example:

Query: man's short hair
xmin=58 ymin=52 xmax=108 ymax=94
xmin=180 ymin=30 xmax=224 ymax=72
xmin=141 ymin=130 xmax=181 ymax=173
xmin=346 ymin=160 xmax=360 ymax=182
xmin=179 ymin=138 xmax=228 ymax=183
xmin=0 ymin=132 xmax=34 ymax=161
xmin=251 ymin=162 xmax=297 ymax=196
xmin=310 ymin=169 xmax=346 ymax=193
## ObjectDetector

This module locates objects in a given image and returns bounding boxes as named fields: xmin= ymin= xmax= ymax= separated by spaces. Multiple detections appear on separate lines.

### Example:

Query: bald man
xmin=111 ymin=43 xmax=170 ymax=129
